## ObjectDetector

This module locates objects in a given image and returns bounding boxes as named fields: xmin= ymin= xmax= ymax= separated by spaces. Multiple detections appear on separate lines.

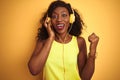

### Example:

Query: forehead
xmin=53 ymin=7 xmax=69 ymax=14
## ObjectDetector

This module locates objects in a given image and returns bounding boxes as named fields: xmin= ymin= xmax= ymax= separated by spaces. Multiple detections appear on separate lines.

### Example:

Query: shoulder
xmin=76 ymin=36 xmax=86 ymax=49
xmin=77 ymin=36 xmax=86 ymax=43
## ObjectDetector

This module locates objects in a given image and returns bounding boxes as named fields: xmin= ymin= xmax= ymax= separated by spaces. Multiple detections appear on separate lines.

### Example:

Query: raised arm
xmin=28 ymin=17 xmax=55 ymax=75
xmin=77 ymin=33 xmax=99 ymax=80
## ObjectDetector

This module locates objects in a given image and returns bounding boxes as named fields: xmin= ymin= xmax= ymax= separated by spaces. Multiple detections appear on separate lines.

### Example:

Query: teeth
xmin=57 ymin=24 xmax=64 ymax=26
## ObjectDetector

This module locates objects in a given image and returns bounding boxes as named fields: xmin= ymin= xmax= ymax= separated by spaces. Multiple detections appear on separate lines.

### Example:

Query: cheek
xmin=51 ymin=20 xmax=55 ymax=26
xmin=65 ymin=16 xmax=70 ymax=23
xmin=65 ymin=19 xmax=70 ymax=27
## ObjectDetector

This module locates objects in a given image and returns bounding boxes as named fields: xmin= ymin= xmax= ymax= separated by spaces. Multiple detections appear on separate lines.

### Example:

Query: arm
xmin=28 ymin=38 xmax=54 ymax=75
xmin=77 ymin=33 xmax=99 ymax=80
xmin=28 ymin=17 xmax=55 ymax=75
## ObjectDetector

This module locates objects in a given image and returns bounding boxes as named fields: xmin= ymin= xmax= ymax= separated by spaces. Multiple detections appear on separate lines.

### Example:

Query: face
xmin=51 ymin=7 xmax=70 ymax=35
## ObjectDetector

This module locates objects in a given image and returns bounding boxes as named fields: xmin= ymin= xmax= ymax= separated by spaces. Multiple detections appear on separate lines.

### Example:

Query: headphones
xmin=69 ymin=9 xmax=75 ymax=24
xmin=46 ymin=6 xmax=75 ymax=24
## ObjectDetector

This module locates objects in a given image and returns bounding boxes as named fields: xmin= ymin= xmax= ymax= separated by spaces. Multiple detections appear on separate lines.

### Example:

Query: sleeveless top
xmin=43 ymin=36 xmax=81 ymax=80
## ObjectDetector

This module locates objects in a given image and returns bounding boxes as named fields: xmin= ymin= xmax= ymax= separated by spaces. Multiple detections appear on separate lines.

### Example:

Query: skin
xmin=28 ymin=7 xmax=99 ymax=80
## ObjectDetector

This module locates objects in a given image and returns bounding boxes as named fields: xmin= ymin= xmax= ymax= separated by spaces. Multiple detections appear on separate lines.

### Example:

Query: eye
xmin=62 ymin=13 xmax=67 ymax=17
xmin=51 ymin=15 xmax=57 ymax=19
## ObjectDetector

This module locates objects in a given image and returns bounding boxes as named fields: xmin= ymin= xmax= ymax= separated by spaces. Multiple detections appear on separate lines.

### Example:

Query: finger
xmin=44 ymin=19 xmax=48 ymax=28
xmin=44 ymin=17 xmax=51 ymax=28
xmin=88 ymin=33 xmax=99 ymax=42
xmin=44 ymin=22 xmax=47 ymax=28
xmin=91 ymin=33 xmax=98 ymax=38
xmin=47 ymin=21 xmax=52 ymax=30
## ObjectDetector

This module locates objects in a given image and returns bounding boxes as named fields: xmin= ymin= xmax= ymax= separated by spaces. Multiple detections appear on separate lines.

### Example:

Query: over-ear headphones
xmin=69 ymin=9 xmax=75 ymax=24
xmin=46 ymin=7 xmax=75 ymax=24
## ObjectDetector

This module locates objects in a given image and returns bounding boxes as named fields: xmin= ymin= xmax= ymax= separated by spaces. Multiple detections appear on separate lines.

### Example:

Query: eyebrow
xmin=52 ymin=11 xmax=68 ymax=15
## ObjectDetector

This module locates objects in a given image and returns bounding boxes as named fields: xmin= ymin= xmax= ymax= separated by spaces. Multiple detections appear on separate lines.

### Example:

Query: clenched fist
xmin=88 ymin=33 xmax=99 ymax=56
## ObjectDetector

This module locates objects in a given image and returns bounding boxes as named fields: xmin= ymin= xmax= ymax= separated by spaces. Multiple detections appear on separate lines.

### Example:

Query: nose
xmin=57 ymin=15 xmax=62 ymax=22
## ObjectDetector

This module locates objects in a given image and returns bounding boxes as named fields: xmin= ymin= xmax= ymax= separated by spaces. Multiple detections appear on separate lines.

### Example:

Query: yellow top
xmin=43 ymin=36 xmax=81 ymax=80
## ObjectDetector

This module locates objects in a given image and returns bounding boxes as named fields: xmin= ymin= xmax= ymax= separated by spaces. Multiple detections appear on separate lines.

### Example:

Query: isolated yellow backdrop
xmin=0 ymin=0 xmax=120 ymax=80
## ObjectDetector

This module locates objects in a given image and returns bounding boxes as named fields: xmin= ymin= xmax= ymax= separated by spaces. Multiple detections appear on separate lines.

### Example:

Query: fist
xmin=88 ymin=33 xmax=99 ymax=54
xmin=88 ymin=33 xmax=99 ymax=44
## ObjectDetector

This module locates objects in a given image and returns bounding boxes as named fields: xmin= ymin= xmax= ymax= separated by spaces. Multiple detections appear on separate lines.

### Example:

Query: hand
xmin=44 ymin=17 xmax=55 ymax=40
xmin=88 ymin=33 xmax=99 ymax=55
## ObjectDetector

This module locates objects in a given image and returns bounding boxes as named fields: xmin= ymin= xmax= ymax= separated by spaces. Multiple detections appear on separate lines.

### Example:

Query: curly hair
xmin=38 ymin=0 xmax=84 ymax=40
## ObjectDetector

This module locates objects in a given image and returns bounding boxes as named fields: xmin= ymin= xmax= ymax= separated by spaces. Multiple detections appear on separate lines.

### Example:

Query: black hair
xmin=38 ymin=0 xmax=84 ymax=40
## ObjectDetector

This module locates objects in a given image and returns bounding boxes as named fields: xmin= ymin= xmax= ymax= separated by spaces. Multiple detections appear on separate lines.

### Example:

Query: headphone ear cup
xmin=46 ymin=17 xmax=51 ymax=23
xmin=70 ymin=13 xmax=75 ymax=23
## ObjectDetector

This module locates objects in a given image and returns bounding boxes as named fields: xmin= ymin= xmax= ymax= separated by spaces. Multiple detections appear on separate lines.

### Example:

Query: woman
xmin=28 ymin=1 xmax=99 ymax=80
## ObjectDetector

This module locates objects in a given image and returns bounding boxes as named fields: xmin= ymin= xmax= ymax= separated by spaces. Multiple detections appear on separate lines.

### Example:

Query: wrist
xmin=88 ymin=52 xmax=96 ymax=59
xmin=90 ymin=50 xmax=96 ymax=54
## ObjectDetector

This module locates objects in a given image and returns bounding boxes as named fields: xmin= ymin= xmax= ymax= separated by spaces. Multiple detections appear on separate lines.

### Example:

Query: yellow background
xmin=0 ymin=0 xmax=120 ymax=80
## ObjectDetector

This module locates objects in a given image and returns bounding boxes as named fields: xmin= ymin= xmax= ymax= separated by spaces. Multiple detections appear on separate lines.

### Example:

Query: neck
xmin=55 ymin=33 xmax=71 ymax=43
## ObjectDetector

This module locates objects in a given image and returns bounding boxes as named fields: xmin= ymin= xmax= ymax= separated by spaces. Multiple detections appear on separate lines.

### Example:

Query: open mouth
xmin=56 ymin=24 xmax=64 ymax=30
